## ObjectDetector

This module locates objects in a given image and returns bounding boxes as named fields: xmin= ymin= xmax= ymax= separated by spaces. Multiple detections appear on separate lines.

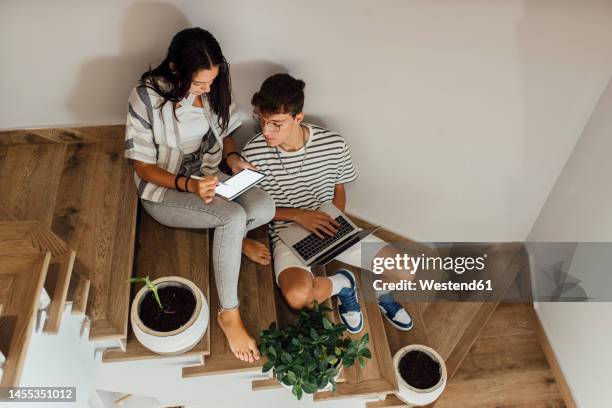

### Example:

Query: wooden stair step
xmin=50 ymin=137 xmax=137 ymax=341
xmin=66 ymin=271 xmax=90 ymax=315
xmin=0 ymin=142 xmax=66 ymax=227
xmin=312 ymin=261 xmax=398 ymax=401
xmin=0 ymin=220 xmax=76 ymax=334
xmin=0 ymin=251 xmax=51 ymax=386
xmin=432 ymin=303 xmax=566 ymax=408
xmin=424 ymin=244 xmax=527 ymax=382
xmin=0 ymin=127 xmax=138 ymax=341
xmin=182 ymin=226 xmax=277 ymax=377
xmin=103 ymin=208 xmax=211 ymax=362
xmin=366 ymin=394 xmax=409 ymax=408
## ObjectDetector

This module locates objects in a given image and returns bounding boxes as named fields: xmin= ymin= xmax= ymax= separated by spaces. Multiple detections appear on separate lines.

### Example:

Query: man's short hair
xmin=251 ymin=73 xmax=305 ymax=116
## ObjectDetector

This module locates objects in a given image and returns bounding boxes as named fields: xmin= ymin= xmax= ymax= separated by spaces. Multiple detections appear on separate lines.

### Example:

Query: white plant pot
xmin=130 ymin=276 xmax=208 ymax=355
xmin=393 ymin=345 xmax=447 ymax=407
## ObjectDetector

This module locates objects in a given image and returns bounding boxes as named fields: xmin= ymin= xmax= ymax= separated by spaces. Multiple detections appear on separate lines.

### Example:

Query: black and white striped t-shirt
xmin=242 ymin=124 xmax=357 ymax=246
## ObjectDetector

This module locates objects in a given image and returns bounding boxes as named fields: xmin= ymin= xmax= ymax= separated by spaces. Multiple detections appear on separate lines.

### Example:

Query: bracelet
xmin=174 ymin=174 xmax=183 ymax=192
xmin=184 ymin=175 xmax=191 ymax=193
xmin=226 ymin=151 xmax=245 ymax=162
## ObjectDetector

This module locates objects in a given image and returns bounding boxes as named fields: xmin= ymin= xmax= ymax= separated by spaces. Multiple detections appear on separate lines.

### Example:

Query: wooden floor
xmin=433 ymin=303 xmax=566 ymax=408
xmin=0 ymin=126 xmax=138 ymax=341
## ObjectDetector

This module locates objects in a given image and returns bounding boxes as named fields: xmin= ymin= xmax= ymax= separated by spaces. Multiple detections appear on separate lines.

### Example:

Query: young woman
xmin=124 ymin=27 xmax=274 ymax=362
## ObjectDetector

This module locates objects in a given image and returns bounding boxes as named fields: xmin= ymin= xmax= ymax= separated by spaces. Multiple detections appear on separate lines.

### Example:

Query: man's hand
xmin=294 ymin=209 xmax=341 ymax=239
xmin=227 ymin=155 xmax=256 ymax=175
xmin=188 ymin=176 xmax=217 ymax=204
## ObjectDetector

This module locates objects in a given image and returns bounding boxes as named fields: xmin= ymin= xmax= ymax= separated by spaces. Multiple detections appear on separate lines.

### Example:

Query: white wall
xmin=0 ymin=0 xmax=191 ymax=127
xmin=528 ymin=76 xmax=612 ymax=408
xmin=3 ymin=0 xmax=612 ymax=242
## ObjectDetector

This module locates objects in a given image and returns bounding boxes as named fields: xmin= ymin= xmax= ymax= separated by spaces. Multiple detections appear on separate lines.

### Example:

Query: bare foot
xmin=242 ymin=238 xmax=271 ymax=265
xmin=217 ymin=308 xmax=260 ymax=362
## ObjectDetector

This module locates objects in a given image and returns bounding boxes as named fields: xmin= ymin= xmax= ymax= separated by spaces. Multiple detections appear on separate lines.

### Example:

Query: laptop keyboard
xmin=292 ymin=216 xmax=355 ymax=260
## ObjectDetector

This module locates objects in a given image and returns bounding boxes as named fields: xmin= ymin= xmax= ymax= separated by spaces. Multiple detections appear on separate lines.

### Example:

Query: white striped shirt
xmin=124 ymin=79 xmax=241 ymax=202
xmin=242 ymin=124 xmax=357 ymax=245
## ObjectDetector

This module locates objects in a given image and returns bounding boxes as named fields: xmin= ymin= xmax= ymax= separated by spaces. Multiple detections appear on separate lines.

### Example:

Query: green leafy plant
xmin=128 ymin=275 xmax=164 ymax=310
xmin=259 ymin=302 xmax=372 ymax=400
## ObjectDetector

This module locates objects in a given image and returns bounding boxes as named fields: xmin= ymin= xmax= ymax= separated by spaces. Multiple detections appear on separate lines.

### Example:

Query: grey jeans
xmin=141 ymin=173 xmax=275 ymax=310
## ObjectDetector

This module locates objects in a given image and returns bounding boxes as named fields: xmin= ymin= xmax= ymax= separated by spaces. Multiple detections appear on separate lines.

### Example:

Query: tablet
xmin=193 ymin=169 xmax=266 ymax=201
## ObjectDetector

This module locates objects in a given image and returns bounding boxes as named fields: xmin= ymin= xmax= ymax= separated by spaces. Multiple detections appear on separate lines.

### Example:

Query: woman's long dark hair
xmin=141 ymin=27 xmax=231 ymax=131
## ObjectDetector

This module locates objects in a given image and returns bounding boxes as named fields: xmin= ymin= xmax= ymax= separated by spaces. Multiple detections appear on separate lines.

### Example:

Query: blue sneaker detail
xmin=378 ymin=292 xmax=413 ymax=331
xmin=335 ymin=269 xmax=363 ymax=334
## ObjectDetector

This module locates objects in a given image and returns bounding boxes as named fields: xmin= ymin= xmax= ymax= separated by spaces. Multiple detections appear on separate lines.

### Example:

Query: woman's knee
xmin=218 ymin=200 xmax=247 ymax=228
xmin=243 ymin=189 xmax=275 ymax=228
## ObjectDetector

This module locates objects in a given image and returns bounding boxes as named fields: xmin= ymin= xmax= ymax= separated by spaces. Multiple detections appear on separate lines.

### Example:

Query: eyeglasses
xmin=252 ymin=114 xmax=289 ymax=133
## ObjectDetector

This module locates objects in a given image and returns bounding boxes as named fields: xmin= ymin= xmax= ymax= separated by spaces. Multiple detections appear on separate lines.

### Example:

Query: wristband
xmin=174 ymin=174 xmax=183 ymax=192
xmin=184 ymin=175 xmax=191 ymax=193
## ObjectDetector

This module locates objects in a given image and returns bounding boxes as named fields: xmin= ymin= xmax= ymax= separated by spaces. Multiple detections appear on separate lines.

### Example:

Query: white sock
xmin=376 ymin=289 xmax=391 ymax=298
xmin=328 ymin=273 xmax=351 ymax=296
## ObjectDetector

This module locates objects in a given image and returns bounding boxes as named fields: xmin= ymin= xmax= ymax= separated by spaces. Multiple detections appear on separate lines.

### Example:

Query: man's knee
xmin=283 ymin=284 xmax=313 ymax=310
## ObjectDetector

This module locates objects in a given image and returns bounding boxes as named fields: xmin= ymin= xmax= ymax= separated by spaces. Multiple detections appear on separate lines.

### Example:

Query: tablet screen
xmin=216 ymin=169 xmax=266 ymax=200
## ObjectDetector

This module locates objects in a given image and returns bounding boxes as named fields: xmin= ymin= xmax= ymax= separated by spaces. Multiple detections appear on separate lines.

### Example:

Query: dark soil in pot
xmin=398 ymin=350 xmax=441 ymax=389
xmin=139 ymin=285 xmax=196 ymax=332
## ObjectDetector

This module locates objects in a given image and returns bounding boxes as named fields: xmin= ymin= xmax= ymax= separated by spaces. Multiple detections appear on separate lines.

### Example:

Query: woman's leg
xmin=141 ymin=190 xmax=259 ymax=362
xmin=232 ymin=185 xmax=276 ymax=265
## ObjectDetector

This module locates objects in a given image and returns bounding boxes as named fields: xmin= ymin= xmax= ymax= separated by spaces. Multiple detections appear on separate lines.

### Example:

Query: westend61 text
xmin=373 ymin=279 xmax=493 ymax=292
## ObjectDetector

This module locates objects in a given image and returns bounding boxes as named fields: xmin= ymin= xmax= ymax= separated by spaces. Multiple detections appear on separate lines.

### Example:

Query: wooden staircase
xmin=0 ymin=125 xmax=571 ymax=406
xmin=0 ymin=126 xmax=137 ymax=344
xmin=0 ymin=126 xmax=137 ymax=386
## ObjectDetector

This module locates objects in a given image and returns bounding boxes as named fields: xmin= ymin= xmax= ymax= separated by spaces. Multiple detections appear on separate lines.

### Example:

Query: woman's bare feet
xmin=217 ymin=308 xmax=260 ymax=362
xmin=242 ymin=238 xmax=271 ymax=265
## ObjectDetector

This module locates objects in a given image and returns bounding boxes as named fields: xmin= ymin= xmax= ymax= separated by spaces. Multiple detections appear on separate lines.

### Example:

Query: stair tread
xmin=0 ymin=251 xmax=51 ymax=386
xmin=366 ymin=394 xmax=409 ymax=408
xmin=103 ymin=208 xmax=211 ymax=362
xmin=0 ymin=220 xmax=75 ymax=334
xmin=313 ymin=261 xmax=398 ymax=401
xmin=50 ymin=138 xmax=137 ymax=341
xmin=0 ymin=128 xmax=137 ymax=341
xmin=182 ymin=227 xmax=277 ymax=377
xmin=434 ymin=303 xmax=565 ymax=408
xmin=424 ymin=244 xmax=526 ymax=380
xmin=67 ymin=271 xmax=90 ymax=315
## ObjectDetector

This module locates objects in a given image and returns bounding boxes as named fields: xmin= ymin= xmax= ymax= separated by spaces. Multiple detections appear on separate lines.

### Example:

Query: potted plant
xmin=393 ymin=344 xmax=447 ymax=406
xmin=259 ymin=302 xmax=372 ymax=400
xmin=128 ymin=275 xmax=209 ymax=355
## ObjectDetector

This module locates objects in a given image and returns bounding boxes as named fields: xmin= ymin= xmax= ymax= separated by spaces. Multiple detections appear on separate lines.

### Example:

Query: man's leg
xmin=335 ymin=235 xmax=414 ymax=331
xmin=273 ymin=241 xmax=364 ymax=332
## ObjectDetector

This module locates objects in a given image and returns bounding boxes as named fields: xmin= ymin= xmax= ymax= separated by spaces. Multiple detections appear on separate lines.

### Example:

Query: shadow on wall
xmin=223 ymin=62 xmax=330 ymax=149
xmin=65 ymin=2 xmax=190 ymax=123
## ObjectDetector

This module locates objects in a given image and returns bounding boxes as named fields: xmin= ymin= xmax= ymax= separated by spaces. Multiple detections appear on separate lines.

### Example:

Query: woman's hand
xmin=294 ymin=209 xmax=341 ymax=239
xmin=187 ymin=176 xmax=217 ymax=204
xmin=227 ymin=154 xmax=256 ymax=175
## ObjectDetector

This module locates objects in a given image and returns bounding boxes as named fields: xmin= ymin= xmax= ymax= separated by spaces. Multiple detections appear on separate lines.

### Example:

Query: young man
xmin=242 ymin=74 xmax=413 ymax=333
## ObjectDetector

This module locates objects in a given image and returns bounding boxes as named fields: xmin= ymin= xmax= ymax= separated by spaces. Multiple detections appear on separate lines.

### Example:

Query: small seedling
xmin=128 ymin=275 xmax=164 ymax=310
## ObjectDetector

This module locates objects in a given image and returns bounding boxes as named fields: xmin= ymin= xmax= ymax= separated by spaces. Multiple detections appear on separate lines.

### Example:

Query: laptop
xmin=278 ymin=202 xmax=379 ymax=266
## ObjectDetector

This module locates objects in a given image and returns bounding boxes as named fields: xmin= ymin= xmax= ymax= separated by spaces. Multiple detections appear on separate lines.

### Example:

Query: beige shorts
xmin=272 ymin=234 xmax=387 ymax=285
